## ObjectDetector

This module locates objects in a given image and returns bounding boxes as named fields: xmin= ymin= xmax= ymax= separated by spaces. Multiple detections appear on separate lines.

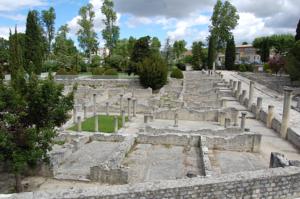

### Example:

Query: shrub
xmin=268 ymin=55 xmax=285 ymax=74
xmin=238 ymin=64 xmax=247 ymax=72
xmin=138 ymin=54 xmax=168 ymax=90
xmin=42 ymin=60 xmax=59 ymax=72
xmin=286 ymin=41 xmax=300 ymax=81
xmin=170 ymin=68 xmax=184 ymax=79
xmin=176 ymin=63 xmax=186 ymax=71
xmin=103 ymin=68 xmax=118 ymax=76
xmin=90 ymin=55 xmax=101 ymax=68
xmin=263 ymin=63 xmax=270 ymax=72
xmin=91 ymin=67 xmax=105 ymax=76
xmin=56 ymin=68 xmax=78 ymax=75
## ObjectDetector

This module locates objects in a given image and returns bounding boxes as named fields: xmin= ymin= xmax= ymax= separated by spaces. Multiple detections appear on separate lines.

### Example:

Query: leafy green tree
xmin=151 ymin=37 xmax=161 ymax=53
xmin=24 ymin=10 xmax=45 ymax=74
xmin=9 ymin=28 xmax=23 ymax=79
xmin=42 ymin=7 xmax=56 ymax=56
xmin=0 ymin=73 xmax=74 ymax=192
xmin=225 ymin=36 xmax=236 ymax=70
xmin=127 ymin=36 xmax=136 ymax=56
xmin=253 ymin=37 xmax=270 ymax=63
xmin=138 ymin=53 xmax=168 ymax=90
xmin=207 ymin=35 xmax=217 ymax=69
xmin=0 ymin=37 xmax=9 ymax=72
xmin=101 ymin=0 xmax=119 ymax=56
xmin=286 ymin=41 xmax=300 ymax=81
xmin=114 ymin=39 xmax=129 ymax=58
xmin=77 ymin=3 xmax=98 ymax=63
xmin=269 ymin=34 xmax=295 ymax=55
xmin=242 ymin=42 xmax=248 ymax=45
xmin=129 ymin=36 xmax=151 ymax=75
xmin=191 ymin=41 xmax=204 ymax=70
xmin=173 ymin=40 xmax=187 ymax=61
xmin=296 ymin=19 xmax=300 ymax=41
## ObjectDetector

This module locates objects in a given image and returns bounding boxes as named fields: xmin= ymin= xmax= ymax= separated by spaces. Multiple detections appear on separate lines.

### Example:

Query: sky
xmin=0 ymin=0 xmax=299 ymax=48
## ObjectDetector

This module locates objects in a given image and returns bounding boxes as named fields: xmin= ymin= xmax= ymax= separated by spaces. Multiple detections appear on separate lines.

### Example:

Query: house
xmin=235 ymin=44 xmax=261 ymax=64
xmin=92 ymin=47 xmax=110 ymax=58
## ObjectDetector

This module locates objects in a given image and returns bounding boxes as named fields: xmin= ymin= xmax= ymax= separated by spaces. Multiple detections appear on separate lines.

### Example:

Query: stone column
xmin=119 ymin=94 xmax=123 ymax=115
xmin=221 ymin=99 xmax=227 ymax=108
xmin=83 ymin=104 xmax=87 ymax=119
xmin=144 ymin=114 xmax=148 ymax=124
xmin=121 ymin=110 xmax=126 ymax=127
xmin=241 ymin=112 xmax=247 ymax=131
xmin=127 ymin=98 xmax=131 ymax=121
xmin=267 ymin=105 xmax=274 ymax=128
xmin=280 ymin=87 xmax=293 ymax=139
xmin=236 ymin=81 xmax=242 ymax=98
xmin=256 ymin=97 xmax=263 ymax=120
xmin=106 ymin=102 xmax=109 ymax=116
xmin=77 ymin=116 xmax=82 ymax=132
xmin=229 ymin=80 xmax=233 ymax=89
xmin=225 ymin=118 xmax=231 ymax=128
xmin=233 ymin=110 xmax=239 ymax=126
xmin=240 ymin=90 xmax=247 ymax=104
xmin=233 ymin=81 xmax=237 ymax=92
xmin=132 ymin=98 xmax=137 ymax=117
xmin=73 ymin=105 xmax=78 ymax=123
xmin=114 ymin=116 xmax=118 ymax=133
xmin=248 ymin=81 xmax=255 ymax=109
xmin=174 ymin=111 xmax=179 ymax=127
xmin=94 ymin=114 xmax=98 ymax=132
xmin=93 ymin=94 xmax=97 ymax=116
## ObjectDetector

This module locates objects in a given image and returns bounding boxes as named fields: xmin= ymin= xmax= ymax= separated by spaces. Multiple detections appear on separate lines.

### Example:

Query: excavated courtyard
xmin=2 ymin=70 xmax=300 ymax=198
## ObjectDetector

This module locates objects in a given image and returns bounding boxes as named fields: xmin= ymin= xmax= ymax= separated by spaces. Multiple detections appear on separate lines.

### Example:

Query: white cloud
xmin=0 ymin=13 xmax=26 ymax=22
xmin=0 ymin=26 xmax=26 ymax=39
xmin=0 ymin=0 xmax=46 ymax=11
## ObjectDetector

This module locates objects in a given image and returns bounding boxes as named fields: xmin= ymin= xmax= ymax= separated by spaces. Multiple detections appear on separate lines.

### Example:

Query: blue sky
xmin=0 ymin=0 xmax=298 ymax=49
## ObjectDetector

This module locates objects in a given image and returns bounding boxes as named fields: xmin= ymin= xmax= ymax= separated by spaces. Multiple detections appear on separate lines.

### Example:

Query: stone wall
xmin=8 ymin=167 xmax=300 ymax=199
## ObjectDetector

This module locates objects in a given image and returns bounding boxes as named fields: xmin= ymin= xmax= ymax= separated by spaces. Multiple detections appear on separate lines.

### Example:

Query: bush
xmin=236 ymin=64 xmax=254 ymax=72
xmin=170 ymin=68 xmax=184 ymax=79
xmin=103 ymin=68 xmax=118 ymax=76
xmin=90 ymin=55 xmax=101 ymax=68
xmin=56 ymin=68 xmax=78 ymax=75
xmin=176 ymin=63 xmax=186 ymax=71
xmin=138 ymin=54 xmax=168 ymax=90
xmin=91 ymin=67 xmax=105 ymax=75
xmin=42 ymin=60 xmax=59 ymax=72
xmin=286 ymin=41 xmax=300 ymax=81
xmin=263 ymin=63 xmax=270 ymax=72
xmin=105 ymin=54 xmax=128 ymax=71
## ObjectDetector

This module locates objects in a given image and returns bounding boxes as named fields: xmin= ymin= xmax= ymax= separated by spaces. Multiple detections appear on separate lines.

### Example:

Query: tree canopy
xmin=225 ymin=36 xmax=236 ymax=70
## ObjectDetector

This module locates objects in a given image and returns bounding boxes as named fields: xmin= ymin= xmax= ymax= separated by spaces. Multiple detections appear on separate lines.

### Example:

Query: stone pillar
xmin=225 ymin=118 xmax=231 ymax=128
xmin=73 ymin=105 xmax=78 ymax=123
xmin=127 ymin=98 xmax=131 ymax=121
xmin=240 ymin=90 xmax=247 ymax=104
xmin=219 ymin=111 xmax=226 ymax=126
xmin=94 ymin=114 xmax=98 ymax=132
xmin=267 ymin=105 xmax=274 ymax=128
xmin=236 ymin=81 xmax=242 ymax=98
xmin=132 ymin=98 xmax=137 ymax=117
xmin=213 ymin=62 xmax=216 ymax=72
xmin=256 ymin=97 xmax=263 ymax=120
xmin=248 ymin=81 xmax=255 ymax=109
xmin=93 ymin=94 xmax=97 ymax=116
xmin=229 ymin=79 xmax=233 ymax=89
xmin=144 ymin=114 xmax=148 ymax=124
xmin=114 ymin=116 xmax=118 ymax=133
xmin=233 ymin=81 xmax=237 ymax=93
xmin=221 ymin=99 xmax=227 ymax=108
xmin=83 ymin=104 xmax=87 ymax=119
xmin=106 ymin=102 xmax=109 ymax=116
xmin=77 ymin=116 xmax=82 ymax=132
xmin=174 ymin=112 xmax=179 ymax=127
xmin=233 ymin=110 xmax=239 ymax=126
xmin=241 ymin=112 xmax=247 ymax=131
xmin=119 ymin=94 xmax=123 ymax=115
xmin=280 ymin=88 xmax=293 ymax=139
xmin=121 ymin=110 xmax=126 ymax=127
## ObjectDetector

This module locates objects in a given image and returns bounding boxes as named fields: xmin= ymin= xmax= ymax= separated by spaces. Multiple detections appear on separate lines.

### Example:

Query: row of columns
xmin=228 ymin=77 xmax=293 ymax=139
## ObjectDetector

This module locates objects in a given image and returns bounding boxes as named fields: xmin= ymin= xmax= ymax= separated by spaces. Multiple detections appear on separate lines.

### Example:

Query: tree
xmin=0 ymin=37 xmax=9 ymax=71
xmin=24 ymin=10 xmax=44 ymax=74
xmin=127 ymin=36 xmax=136 ymax=56
xmin=129 ymin=36 xmax=151 ymax=75
xmin=42 ymin=7 xmax=56 ymax=56
xmin=225 ymin=36 xmax=236 ymax=70
xmin=9 ymin=28 xmax=23 ymax=79
xmin=207 ymin=35 xmax=217 ymax=69
xmin=0 ymin=74 xmax=74 ymax=192
xmin=296 ymin=19 xmax=300 ymax=41
xmin=162 ymin=37 xmax=173 ymax=69
xmin=268 ymin=54 xmax=285 ymax=75
xmin=191 ymin=41 xmax=204 ymax=70
xmin=242 ymin=41 xmax=248 ymax=45
xmin=138 ymin=53 xmax=168 ymax=90
xmin=173 ymin=40 xmax=187 ymax=61
xmin=101 ymin=0 xmax=119 ymax=55
xmin=286 ymin=41 xmax=300 ymax=81
xmin=151 ymin=37 xmax=161 ymax=53
xmin=269 ymin=34 xmax=295 ymax=55
xmin=253 ymin=37 xmax=270 ymax=63
xmin=77 ymin=3 xmax=98 ymax=63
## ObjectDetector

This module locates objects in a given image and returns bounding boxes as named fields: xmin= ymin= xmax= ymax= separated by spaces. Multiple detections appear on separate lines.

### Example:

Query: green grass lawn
xmin=69 ymin=115 xmax=128 ymax=133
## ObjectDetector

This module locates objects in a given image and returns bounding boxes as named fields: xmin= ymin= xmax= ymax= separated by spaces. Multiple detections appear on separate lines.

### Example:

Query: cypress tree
xmin=225 ymin=36 xmax=236 ymax=70
xmin=296 ymin=19 xmax=300 ymax=41
xmin=24 ymin=10 xmax=44 ymax=74
xmin=207 ymin=35 xmax=216 ymax=69
xmin=9 ymin=27 xmax=23 ymax=79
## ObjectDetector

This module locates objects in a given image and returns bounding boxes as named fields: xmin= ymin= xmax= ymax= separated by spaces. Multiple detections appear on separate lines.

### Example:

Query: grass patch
xmin=69 ymin=115 xmax=128 ymax=133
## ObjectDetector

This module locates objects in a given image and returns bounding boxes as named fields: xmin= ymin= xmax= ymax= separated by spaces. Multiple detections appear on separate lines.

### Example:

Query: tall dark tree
xmin=42 ymin=7 xmax=56 ymax=56
xmin=24 ymin=10 xmax=44 ymax=74
xmin=173 ymin=40 xmax=187 ymax=61
xmin=253 ymin=37 xmax=270 ymax=63
xmin=225 ymin=36 xmax=236 ymax=70
xmin=0 ymin=37 xmax=9 ymax=74
xmin=191 ymin=41 xmax=204 ymax=70
xmin=9 ymin=28 xmax=23 ymax=79
xmin=295 ymin=19 xmax=300 ymax=41
xmin=162 ymin=37 xmax=173 ymax=69
xmin=207 ymin=35 xmax=216 ymax=69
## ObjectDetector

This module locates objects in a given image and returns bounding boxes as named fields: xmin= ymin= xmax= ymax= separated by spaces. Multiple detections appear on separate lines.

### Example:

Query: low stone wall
xmin=205 ymin=133 xmax=262 ymax=152
xmin=8 ymin=167 xmax=300 ymax=199
xmin=90 ymin=136 xmax=135 ymax=184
